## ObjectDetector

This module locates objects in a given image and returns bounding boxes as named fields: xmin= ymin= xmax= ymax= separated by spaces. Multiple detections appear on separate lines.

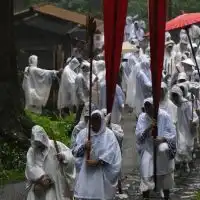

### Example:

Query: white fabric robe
xmin=160 ymin=98 xmax=177 ymax=124
xmin=26 ymin=126 xmax=76 ymax=200
xmin=135 ymin=65 xmax=152 ymax=116
xmin=22 ymin=66 xmax=56 ymax=114
xmin=176 ymin=100 xmax=199 ymax=162
xmin=57 ymin=65 xmax=77 ymax=109
xmin=99 ymin=82 xmax=125 ymax=124
xmin=126 ymin=62 xmax=140 ymax=108
xmin=135 ymin=109 xmax=176 ymax=191
xmin=73 ymin=114 xmax=122 ymax=200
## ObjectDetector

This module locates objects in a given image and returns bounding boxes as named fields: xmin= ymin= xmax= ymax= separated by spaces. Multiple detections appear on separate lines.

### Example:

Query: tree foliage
xmin=24 ymin=0 xmax=200 ymax=21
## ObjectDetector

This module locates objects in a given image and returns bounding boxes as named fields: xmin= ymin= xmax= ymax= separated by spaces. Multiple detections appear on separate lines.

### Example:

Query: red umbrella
xmin=166 ymin=13 xmax=200 ymax=31
xmin=166 ymin=13 xmax=200 ymax=78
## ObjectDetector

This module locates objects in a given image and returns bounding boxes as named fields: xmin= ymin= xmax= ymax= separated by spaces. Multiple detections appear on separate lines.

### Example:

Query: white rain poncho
xmin=135 ymin=98 xmax=176 ymax=192
xmin=96 ymin=60 xmax=106 ymax=84
xmin=26 ymin=125 xmax=76 ymax=200
xmin=126 ymin=62 xmax=140 ymax=108
xmin=73 ymin=110 xmax=122 ymax=200
xmin=75 ymin=61 xmax=97 ymax=106
xmin=130 ymin=21 xmax=145 ymax=42
xmin=57 ymin=58 xmax=80 ymax=110
xmin=171 ymin=86 xmax=199 ymax=163
xmin=134 ymin=56 xmax=152 ymax=116
xmin=99 ymin=82 xmax=125 ymax=124
xmin=164 ymin=40 xmax=176 ymax=75
xmin=124 ymin=16 xmax=134 ymax=41
xmin=189 ymin=25 xmax=200 ymax=44
xmin=22 ymin=55 xmax=57 ymax=114
xmin=71 ymin=102 xmax=96 ymax=150
xmin=160 ymin=82 xmax=177 ymax=124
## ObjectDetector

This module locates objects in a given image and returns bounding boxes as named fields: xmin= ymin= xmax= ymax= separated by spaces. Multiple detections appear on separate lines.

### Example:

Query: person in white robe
xmin=130 ymin=21 xmax=145 ymax=42
xmin=73 ymin=110 xmax=122 ymax=200
xmin=135 ymin=97 xmax=176 ymax=200
xmin=135 ymin=55 xmax=152 ymax=116
xmin=22 ymin=55 xmax=59 ymax=114
xmin=99 ymin=81 xmax=125 ymax=124
xmin=181 ymin=58 xmax=195 ymax=81
xmin=189 ymin=24 xmax=200 ymax=44
xmin=126 ymin=62 xmax=141 ymax=109
xmin=71 ymin=102 xmax=96 ymax=150
xmin=75 ymin=61 xmax=98 ymax=124
xmin=57 ymin=58 xmax=80 ymax=114
xmin=164 ymin=40 xmax=176 ymax=75
xmin=25 ymin=125 xmax=76 ymax=200
xmin=174 ymin=34 xmax=191 ymax=63
xmin=160 ymin=82 xmax=177 ymax=124
xmin=171 ymin=86 xmax=199 ymax=172
xmin=124 ymin=16 xmax=134 ymax=41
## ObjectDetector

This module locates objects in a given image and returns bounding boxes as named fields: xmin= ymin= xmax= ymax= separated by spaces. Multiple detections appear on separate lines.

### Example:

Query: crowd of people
xmin=22 ymin=14 xmax=200 ymax=200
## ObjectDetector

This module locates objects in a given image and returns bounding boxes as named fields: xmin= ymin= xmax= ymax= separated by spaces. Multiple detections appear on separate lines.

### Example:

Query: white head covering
xmin=177 ymin=72 xmax=187 ymax=81
xmin=143 ymin=97 xmax=153 ymax=106
xmin=192 ymin=70 xmax=200 ymax=81
xmin=180 ymin=34 xmax=189 ymax=44
xmin=165 ymin=32 xmax=171 ymax=41
xmin=177 ymin=83 xmax=189 ymax=98
xmin=171 ymin=85 xmax=183 ymax=98
xmin=68 ymin=57 xmax=80 ymax=71
xmin=31 ymin=125 xmax=50 ymax=148
xmin=126 ymin=16 xmax=133 ymax=25
xmin=91 ymin=110 xmax=106 ymax=135
xmin=29 ymin=55 xmax=38 ymax=67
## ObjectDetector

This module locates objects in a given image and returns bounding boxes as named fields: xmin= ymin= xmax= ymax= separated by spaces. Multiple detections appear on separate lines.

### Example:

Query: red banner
xmin=149 ymin=0 xmax=167 ymax=134
xmin=103 ymin=0 xmax=128 ymax=113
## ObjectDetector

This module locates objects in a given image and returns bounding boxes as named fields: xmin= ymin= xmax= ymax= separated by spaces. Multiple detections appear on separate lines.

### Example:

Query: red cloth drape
xmin=149 ymin=0 xmax=167 ymax=136
xmin=103 ymin=0 xmax=128 ymax=113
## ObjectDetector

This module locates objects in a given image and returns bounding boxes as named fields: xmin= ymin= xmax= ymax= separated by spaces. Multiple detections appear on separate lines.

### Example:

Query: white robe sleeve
xmin=25 ymin=147 xmax=46 ymax=182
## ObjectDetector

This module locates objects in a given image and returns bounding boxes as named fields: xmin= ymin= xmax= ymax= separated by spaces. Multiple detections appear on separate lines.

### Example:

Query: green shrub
xmin=194 ymin=191 xmax=200 ymax=200
xmin=26 ymin=111 xmax=75 ymax=146
xmin=0 ymin=111 xmax=75 ymax=185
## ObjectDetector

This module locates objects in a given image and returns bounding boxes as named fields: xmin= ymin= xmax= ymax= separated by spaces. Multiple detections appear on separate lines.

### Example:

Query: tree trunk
xmin=0 ymin=0 xmax=32 ymax=141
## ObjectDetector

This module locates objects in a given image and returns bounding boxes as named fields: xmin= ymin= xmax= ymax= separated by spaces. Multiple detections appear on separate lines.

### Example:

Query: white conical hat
xmin=181 ymin=58 xmax=195 ymax=66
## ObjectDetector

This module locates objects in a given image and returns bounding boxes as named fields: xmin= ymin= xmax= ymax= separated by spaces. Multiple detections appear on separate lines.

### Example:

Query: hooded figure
xmin=26 ymin=125 xmax=76 ymax=200
xmin=57 ymin=58 xmax=80 ymax=111
xmin=134 ymin=55 xmax=152 ymax=116
xmin=164 ymin=40 xmax=176 ymax=75
xmin=75 ymin=60 xmax=97 ymax=123
xmin=171 ymin=86 xmax=199 ymax=170
xmin=135 ymin=97 xmax=176 ymax=199
xmin=124 ymin=16 xmax=134 ymax=41
xmin=160 ymin=82 xmax=177 ymax=124
xmin=130 ymin=21 xmax=145 ymax=42
xmin=189 ymin=25 xmax=200 ymax=44
xmin=73 ymin=110 xmax=122 ymax=200
xmin=22 ymin=55 xmax=58 ymax=114
xmin=99 ymin=81 xmax=125 ymax=124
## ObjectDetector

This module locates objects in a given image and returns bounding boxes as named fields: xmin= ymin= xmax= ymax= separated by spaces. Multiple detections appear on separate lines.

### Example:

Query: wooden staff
xmin=86 ymin=16 xmax=97 ymax=160
xmin=51 ymin=129 xmax=73 ymax=200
